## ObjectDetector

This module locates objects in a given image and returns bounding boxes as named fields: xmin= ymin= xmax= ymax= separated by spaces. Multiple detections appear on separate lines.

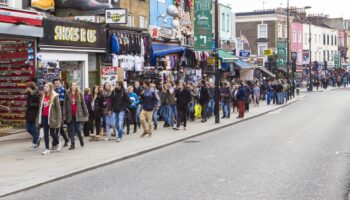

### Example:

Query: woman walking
xmin=102 ymin=82 xmax=114 ymax=141
xmin=37 ymin=82 xmax=62 ymax=155
xmin=26 ymin=82 xmax=41 ymax=149
xmin=127 ymin=86 xmax=139 ymax=134
xmin=83 ymin=88 xmax=93 ymax=137
xmin=89 ymin=85 xmax=104 ymax=141
xmin=63 ymin=81 xmax=89 ymax=150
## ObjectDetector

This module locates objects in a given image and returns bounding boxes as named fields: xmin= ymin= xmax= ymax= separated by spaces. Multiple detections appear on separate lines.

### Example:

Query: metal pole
xmin=214 ymin=0 xmax=220 ymax=123
xmin=286 ymin=0 xmax=290 ymax=100
xmin=308 ymin=17 xmax=313 ymax=91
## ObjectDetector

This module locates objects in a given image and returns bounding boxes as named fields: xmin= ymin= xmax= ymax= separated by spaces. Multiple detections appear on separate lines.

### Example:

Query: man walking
xmin=174 ymin=81 xmax=192 ymax=130
xmin=198 ymin=80 xmax=210 ymax=123
xmin=236 ymin=82 xmax=246 ymax=119
xmin=140 ymin=81 xmax=159 ymax=137
xmin=53 ymin=79 xmax=69 ymax=147
xmin=220 ymin=81 xmax=232 ymax=118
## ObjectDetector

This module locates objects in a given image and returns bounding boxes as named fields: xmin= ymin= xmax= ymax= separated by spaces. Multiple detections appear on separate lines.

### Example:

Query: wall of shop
xmin=150 ymin=0 xmax=174 ymax=27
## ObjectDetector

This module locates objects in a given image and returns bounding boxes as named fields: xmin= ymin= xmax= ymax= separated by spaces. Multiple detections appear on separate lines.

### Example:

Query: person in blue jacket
xmin=127 ymin=86 xmax=139 ymax=134
xmin=236 ymin=81 xmax=247 ymax=119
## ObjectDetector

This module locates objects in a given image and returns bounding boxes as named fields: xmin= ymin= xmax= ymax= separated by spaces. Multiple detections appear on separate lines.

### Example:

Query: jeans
xmin=201 ymin=103 xmax=208 ymax=121
xmin=67 ymin=117 xmax=83 ymax=146
xmin=266 ymin=92 xmax=272 ymax=105
xmin=188 ymin=102 xmax=195 ymax=120
xmin=104 ymin=112 xmax=115 ymax=139
xmin=277 ymin=93 xmax=284 ymax=104
xmin=160 ymin=105 xmax=170 ymax=124
xmin=136 ymin=104 xmax=142 ymax=126
xmin=92 ymin=111 xmax=102 ymax=135
xmin=208 ymin=99 xmax=215 ymax=117
xmin=153 ymin=108 xmax=158 ymax=127
xmin=41 ymin=116 xmax=59 ymax=150
xmin=114 ymin=111 xmax=125 ymax=139
xmin=26 ymin=121 xmax=39 ymax=144
xmin=222 ymin=101 xmax=230 ymax=118
xmin=169 ymin=105 xmax=177 ymax=127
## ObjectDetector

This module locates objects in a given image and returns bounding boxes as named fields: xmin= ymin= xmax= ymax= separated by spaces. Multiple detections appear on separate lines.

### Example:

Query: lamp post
xmin=308 ymin=15 xmax=313 ymax=91
xmin=214 ymin=0 xmax=220 ymax=123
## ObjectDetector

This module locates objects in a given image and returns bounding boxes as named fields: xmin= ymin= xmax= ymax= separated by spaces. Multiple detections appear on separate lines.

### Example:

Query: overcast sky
xmin=220 ymin=0 xmax=350 ymax=19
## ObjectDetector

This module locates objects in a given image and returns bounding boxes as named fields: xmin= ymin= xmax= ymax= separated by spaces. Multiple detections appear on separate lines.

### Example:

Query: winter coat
xmin=236 ymin=86 xmax=246 ymax=101
xmin=102 ymin=92 xmax=113 ymax=114
xmin=141 ymin=88 xmax=158 ymax=111
xmin=111 ymin=89 xmax=130 ymax=113
xmin=63 ymin=92 xmax=89 ymax=123
xmin=26 ymin=90 xmax=40 ymax=123
xmin=37 ymin=92 xmax=62 ymax=129
xmin=220 ymin=87 xmax=232 ymax=102
xmin=92 ymin=95 xmax=104 ymax=118
xmin=198 ymin=86 xmax=210 ymax=105
xmin=167 ymin=88 xmax=177 ymax=105
xmin=160 ymin=91 xmax=169 ymax=106
xmin=175 ymin=88 xmax=192 ymax=110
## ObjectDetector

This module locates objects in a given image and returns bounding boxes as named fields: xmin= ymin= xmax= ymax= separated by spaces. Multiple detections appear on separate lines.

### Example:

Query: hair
xmin=144 ymin=81 xmax=151 ymax=87
xmin=117 ymin=81 xmax=124 ymax=89
xmin=104 ymin=82 xmax=112 ymax=92
xmin=68 ymin=81 xmax=81 ymax=101
xmin=92 ymin=85 xmax=101 ymax=97
xmin=53 ymin=78 xmax=62 ymax=83
xmin=84 ymin=88 xmax=90 ymax=95
xmin=43 ymin=82 xmax=54 ymax=103
xmin=26 ymin=82 xmax=37 ymax=90
xmin=201 ymin=80 xmax=206 ymax=86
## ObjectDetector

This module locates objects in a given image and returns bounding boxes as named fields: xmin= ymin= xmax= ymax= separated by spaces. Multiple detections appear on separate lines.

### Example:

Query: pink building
xmin=290 ymin=21 xmax=304 ymax=65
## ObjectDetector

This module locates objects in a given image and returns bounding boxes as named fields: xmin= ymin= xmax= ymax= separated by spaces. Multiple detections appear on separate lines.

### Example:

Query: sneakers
xmin=173 ymin=127 xmax=180 ymax=131
xmin=51 ymin=146 xmax=57 ymax=151
xmin=141 ymin=131 xmax=149 ymax=137
xmin=116 ymin=138 xmax=121 ymax=142
xmin=30 ymin=144 xmax=37 ymax=149
xmin=41 ymin=149 xmax=50 ymax=155
xmin=105 ymin=138 xmax=110 ymax=141
xmin=57 ymin=144 xmax=62 ymax=152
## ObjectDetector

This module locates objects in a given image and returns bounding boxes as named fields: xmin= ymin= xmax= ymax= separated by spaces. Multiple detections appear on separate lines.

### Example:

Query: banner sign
xmin=302 ymin=50 xmax=310 ymax=65
xmin=263 ymin=49 xmax=273 ymax=56
xmin=105 ymin=9 xmax=127 ymax=24
xmin=277 ymin=41 xmax=287 ymax=68
xmin=194 ymin=0 xmax=212 ymax=51
xmin=239 ymin=50 xmax=251 ymax=58
xmin=100 ymin=66 xmax=118 ymax=86
xmin=334 ymin=53 xmax=340 ymax=68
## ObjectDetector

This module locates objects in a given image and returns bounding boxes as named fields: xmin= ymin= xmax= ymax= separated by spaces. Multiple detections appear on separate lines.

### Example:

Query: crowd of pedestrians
xmin=25 ymin=78 xmax=296 ymax=155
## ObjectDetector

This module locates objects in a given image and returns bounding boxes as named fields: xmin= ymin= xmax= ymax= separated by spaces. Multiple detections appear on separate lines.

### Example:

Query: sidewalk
xmin=299 ymin=85 xmax=349 ymax=93
xmin=0 ymin=96 xmax=302 ymax=197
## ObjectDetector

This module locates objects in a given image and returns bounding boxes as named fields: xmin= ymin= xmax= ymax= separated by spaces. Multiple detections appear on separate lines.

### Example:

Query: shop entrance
xmin=59 ymin=61 xmax=85 ymax=89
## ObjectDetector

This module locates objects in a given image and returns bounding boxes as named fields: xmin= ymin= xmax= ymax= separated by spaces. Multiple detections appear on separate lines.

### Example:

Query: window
xmin=327 ymin=35 xmax=329 ymax=45
xmin=139 ymin=16 xmax=147 ymax=29
xmin=298 ymin=31 xmax=302 ymax=43
xmin=331 ymin=35 xmax=333 ymax=45
xmin=334 ymin=35 xmax=337 ymax=46
xmin=226 ymin=14 xmax=230 ymax=32
xmin=293 ymin=31 xmax=297 ymax=43
xmin=0 ymin=0 xmax=8 ymax=6
xmin=305 ymin=33 xmax=308 ymax=44
xmin=222 ymin=13 xmax=225 ymax=31
xmin=258 ymin=24 xmax=268 ymax=38
xmin=127 ymin=15 xmax=135 ymax=27
xmin=258 ymin=43 xmax=268 ymax=56
xmin=323 ymin=34 xmax=326 ymax=45
xmin=284 ymin=25 xmax=288 ymax=38
xmin=278 ymin=24 xmax=283 ymax=38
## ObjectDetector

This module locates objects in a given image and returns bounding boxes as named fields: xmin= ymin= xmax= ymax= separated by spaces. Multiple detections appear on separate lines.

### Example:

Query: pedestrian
xmin=220 ymin=81 xmax=232 ymax=118
xmin=208 ymin=82 xmax=215 ymax=118
xmin=133 ymin=81 xmax=143 ymax=128
xmin=53 ymin=78 xmax=70 ymax=147
xmin=102 ymin=82 xmax=114 ymax=141
xmin=127 ymin=86 xmax=139 ymax=134
xmin=236 ymin=82 xmax=246 ymax=119
xmin=140 ymin=81 xmax=159 ymax=137
xmin=111 ymin=81 xmax=130 ymax=142
xmin=83 ymin=88 xmax=93 ymax=137
xmin=174 ymin=81 xmax=192 ymax=130
xmin=167 ymin=82 xmax=177 ymax=128
xmin=25 ymin=82 xmax=41 ymax=149
xmin=37 ymin=82 xmax=62 ymax=155
xmin=253 ymin=83 xmax=261 ymax=106
xmin=266 ymin=81 xmax=273 ymax=105
xmin=150 ymin=83 xmax=161 ymax=130
xmin=89 ymin=85 xmax=103 ymax=141
xmin=198 ymin=80 xmax=210 ymax=122
xmin=63 ymin=81 xmax=89 ymax=150
xmin=160 ymin=83 xmax=170 ymax=127
xmin=244 ymin=82 xmax=252 ymax=112
xmin=231 ymin=83 xmax=239 ymax=113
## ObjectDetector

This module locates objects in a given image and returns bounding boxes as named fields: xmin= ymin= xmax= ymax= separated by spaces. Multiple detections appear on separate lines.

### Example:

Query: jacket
xmin=128 ymin=92 xmax=139 ymax=109
xmin=37 ymin=92 xmax=62 ymax=129
xmin=26 ymin=90 xmax=40 ymax=123
xmin=220 ymin=87 xmax=232 ymax=102
xmin=141 ymin=88 xmax=158 ymax=111
xmin=236 ymin=86 xmax=246 ymax=101
xmin=167 ymin=88 xmax=177 ymax=105
xmin=175 ymin=88 xmax=192 ymax=110
xmin=111 ymin=89 xmax=130 ymax=112
xmin=160 ymin=91 xmax=169 ymax=106
xmin=84 ymin=94 xmax=93 ymax=114
xmin=92 ymin=95 xmax=104 ymax=118
xmin=63 ymin=92 xmax=89 ymax=123
xmin=198 ymin=86 xmax=210 ymax=105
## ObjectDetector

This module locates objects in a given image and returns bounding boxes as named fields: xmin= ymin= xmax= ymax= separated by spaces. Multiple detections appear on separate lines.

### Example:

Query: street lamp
xmin=307 ymin=14 xmax=313 ymax=91
xmin=214 ymin=0 xmax=220 ymax=123
xmin=286 ymin=0 xmax=312 ymax=98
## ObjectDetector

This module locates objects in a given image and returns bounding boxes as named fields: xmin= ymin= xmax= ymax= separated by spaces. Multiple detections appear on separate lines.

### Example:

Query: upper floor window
xmin=258 ymin=24 xmax=268 ymax=39
xmin=0 ymin=0 xmax=8 ymax=6
xmin=127 ymin=15 xmax=135 ymax=27
xmin=293 ymin=31 xmax=297 ymax=43
xmin=258 ymin=43 xmax=268 ymax=56
xmin=140 ymin=16 xmax=148 ymax=29
xmin=284 ymin=25 xmax=288 ymax=38
xmin=222 ymin=13 xmax=225 ymax=31
xmin=278 ymin=24 xmax=283 ymax=38
xmin=298 ymin=31 xmax=302 ymax=43
xmin=226 ymin=14 xmax=230 ymax=32
xmin=334 ymin=35 xmax=337 ymax=46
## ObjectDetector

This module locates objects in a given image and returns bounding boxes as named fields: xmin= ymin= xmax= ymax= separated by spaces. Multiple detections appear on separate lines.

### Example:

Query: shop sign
xmin=263 ymin=49 xmax=273 ymax=56
xmin=239 ymin=50 xmax=251 ymax=58
xmin=194 ymin=0 xmax=212 ymax=51
xmin=334 ymin=53 xmax=340 ymax=68
xmin=40 ymin=18 xmax=106 ymax=50
xmin=0 ymin=7 xmax=43 ymax=27
xmin=100 ymin=66 xmax=118 ymax=86
xmin=302 ymin=50 xmax=310 ymax=65
xmin=291 ymin=51 xmax=297 ymax=61
xmin=277 ymin=41 xmax=287 ymax=68
xmin=149 ymin=26 xmax=176 ymax=40
xmin=257 ymin=57 xmax=264 ymax=66
xmin=207 ymin=58 xmax=221 ymax=66
xmin=105 ymin=9 xmax=127 ymax=24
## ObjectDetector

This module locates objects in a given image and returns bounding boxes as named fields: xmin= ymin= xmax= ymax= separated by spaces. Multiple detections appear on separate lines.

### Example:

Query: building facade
xmin=219 ymin=4 xmax=232 ymax=49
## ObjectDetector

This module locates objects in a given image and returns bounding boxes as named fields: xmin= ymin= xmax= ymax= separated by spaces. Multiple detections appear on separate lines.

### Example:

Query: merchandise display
xmin=0 ymin=39 xmax=35 ymax=127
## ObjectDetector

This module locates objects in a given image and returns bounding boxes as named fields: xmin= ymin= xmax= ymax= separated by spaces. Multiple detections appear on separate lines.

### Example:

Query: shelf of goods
xmin=0 ymin=39 xmax=35 ymax=127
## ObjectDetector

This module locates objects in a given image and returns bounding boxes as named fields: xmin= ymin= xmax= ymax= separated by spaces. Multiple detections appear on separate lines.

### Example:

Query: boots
xmin=31 ymin=0 xmax=55 ymax=11
xmin=89 ymin=134 xmax=96 ymax=142
xmin=56 ymin=0 xmax=112 ymax=11
xmin=69 ymin=144 xmax=75 ymax=150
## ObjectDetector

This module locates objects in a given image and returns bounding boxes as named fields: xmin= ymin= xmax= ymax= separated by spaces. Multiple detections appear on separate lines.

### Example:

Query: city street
xmin=2 ymin=89 xmax=350 ymax=200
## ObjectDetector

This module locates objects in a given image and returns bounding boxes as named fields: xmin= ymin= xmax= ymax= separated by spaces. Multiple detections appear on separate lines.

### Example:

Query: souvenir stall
xmin=0 ymin=7 xmax=43 ymax=128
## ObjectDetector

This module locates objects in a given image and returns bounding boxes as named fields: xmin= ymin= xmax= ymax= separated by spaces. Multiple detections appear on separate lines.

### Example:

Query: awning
xmin=258 ymin=67 xmax=276 ymax=77
xmin=234 ymin=59 xmax=252 ymax=69
xmin=152 ymin=43 xmax=185 ymax=57
xmin=218 ymin=50 xmax=238 ymax=63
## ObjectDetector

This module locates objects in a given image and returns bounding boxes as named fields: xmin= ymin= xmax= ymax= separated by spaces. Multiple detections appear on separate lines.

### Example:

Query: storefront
xmin=0 ymin=7 xmax=43 ymax=128
xmin=38 ymin=17 xmax=106 ymax=89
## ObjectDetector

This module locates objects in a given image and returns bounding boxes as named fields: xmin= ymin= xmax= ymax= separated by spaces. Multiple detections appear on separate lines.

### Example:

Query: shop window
xmin=258 ymin=24 xmax=268 ymax=39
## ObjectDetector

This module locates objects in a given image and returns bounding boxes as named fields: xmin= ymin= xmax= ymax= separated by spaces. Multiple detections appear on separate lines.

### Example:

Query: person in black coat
xmin=174 ymin=81 xmax=192 ymax=130
xmin=83 ymin=88 xmax=93 ymax=137
xmin=236 ymin=82 xmax=247 ymax=118
xmin=198 ymin=80 xmax=210 ymax=122
xmin=89 ymin=85 xmax=104 ymax=141
xmin=26 ymin=82 xmax=41 ymax=148
xmin=244 ymin=82 xmax=252 ymax=112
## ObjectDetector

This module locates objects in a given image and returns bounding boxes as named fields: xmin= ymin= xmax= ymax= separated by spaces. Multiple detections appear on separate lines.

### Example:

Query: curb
xmin=0 ymin=98 xmax=300 ymax=198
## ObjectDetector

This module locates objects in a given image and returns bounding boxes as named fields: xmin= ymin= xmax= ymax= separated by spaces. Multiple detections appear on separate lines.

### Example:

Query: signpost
xmin=277 ymin=41 xmax=287 ymax=68
xmin=194 ymin=0 xmax=212 ymax=51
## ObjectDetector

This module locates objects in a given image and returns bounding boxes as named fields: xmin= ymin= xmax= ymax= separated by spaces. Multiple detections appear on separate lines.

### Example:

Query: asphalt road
xmin=3 ymin=89 xmax=350 ymax=200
